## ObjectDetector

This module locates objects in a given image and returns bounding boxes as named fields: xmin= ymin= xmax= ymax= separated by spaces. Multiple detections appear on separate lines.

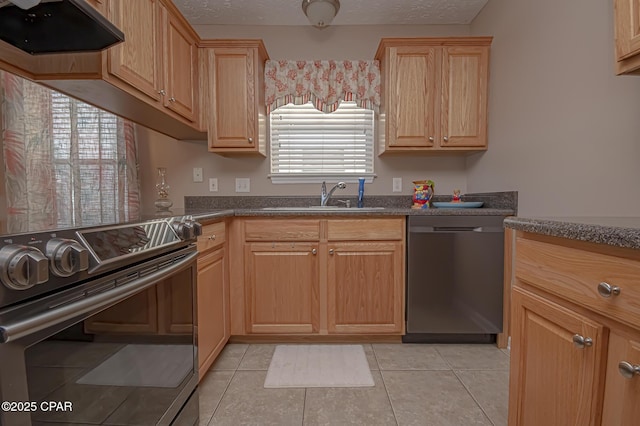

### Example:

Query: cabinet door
xmin=159 ymin=268 xmax=195 ymax=335
xmin=197 ymin=248 xmax=228 ymax=380
xmin=386 ymin=46 xmax=437 ymax=148
xmin=602 ymin=331 xmax=640 ymax=425
xmin=440 ymin=46 xmax=489 ymax=148
xmin=327 ymin=241 xmax=403 ymax=334
xmin=164 ymin=8 xmax=197 ymax=122
xmin=86 ymin=0 xmax=106 ymax=15
xmin=207 ymin=48 xmax=257 ymax=150
xmin=84 ymin=287 xmax=158 ymax=334
xmin=107 ymin=0 xmax=163 ymax=102
xmin=615 ymin=0 xmax=640 ymax=60
xmin=245 ymin=242 xmax=319 ymax=334
xmin=508 ymin=288 xmax=605 ymax=426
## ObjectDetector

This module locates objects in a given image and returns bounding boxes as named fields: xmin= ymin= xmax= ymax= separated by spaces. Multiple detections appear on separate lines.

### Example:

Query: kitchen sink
xmin=260 ymin=206 xmax=386 ymax=212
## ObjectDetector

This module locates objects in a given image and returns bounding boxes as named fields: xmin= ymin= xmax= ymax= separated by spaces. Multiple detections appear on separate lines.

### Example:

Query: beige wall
xmin=141 ymin=8 xmax=640 ymax=215
xmin=138 ymin=24 xmax=473 ymax=210
xmin=137 ymin=125 xmax=468 ymax=210
xmin=193 ymin=24 xmax=471 ymax=59
xmin=467 ymin=0 xmax=640 ymax=216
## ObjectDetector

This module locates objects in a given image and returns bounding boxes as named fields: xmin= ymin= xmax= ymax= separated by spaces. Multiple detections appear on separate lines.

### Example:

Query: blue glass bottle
xmin=357 ymin=177 xmax=365 ymax=208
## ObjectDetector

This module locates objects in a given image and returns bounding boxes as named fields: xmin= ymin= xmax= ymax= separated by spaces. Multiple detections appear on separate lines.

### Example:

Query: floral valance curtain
xmin=0 ymin=71 xmax=140 ymax=233
xmin=265 ymin=60 xmax=381 ymax=113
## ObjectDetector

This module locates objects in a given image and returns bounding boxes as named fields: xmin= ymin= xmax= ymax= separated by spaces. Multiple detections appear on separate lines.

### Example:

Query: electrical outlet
xmin=392 ymin=177 xmax=402 ymax=193
xmin=235 ymin=178 xmax=250 ymax=193
xmin=209 ymin=178 xmax=218 ymax=192
xmin=192 ymin=167 xmax=203 ymax=183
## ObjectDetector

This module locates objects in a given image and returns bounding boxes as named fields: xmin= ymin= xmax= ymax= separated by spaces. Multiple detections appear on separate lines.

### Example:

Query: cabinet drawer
xmin=244 ymin=219 xmax=320 ymax=241
xmin=515 ymin=237 xmax=640 ymax=329
xmin=197 ymin=221 xmax=225 ymax=253
xmin=327 ymin=218 xmax=404 ymax=241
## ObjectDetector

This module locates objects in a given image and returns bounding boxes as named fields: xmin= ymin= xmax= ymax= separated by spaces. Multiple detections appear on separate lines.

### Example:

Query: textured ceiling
xmin=173 ymin=0 xmax=489 ymax=26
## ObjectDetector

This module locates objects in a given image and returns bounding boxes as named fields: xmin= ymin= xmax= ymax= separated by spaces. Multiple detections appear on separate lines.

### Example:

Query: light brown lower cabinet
xmin=508 ymin=231 xmax=640 ymax=426
xmin=509 ymin=287 xmax=605 ymax=426
xmin=196 ymin=221 xmax=229 ymax=380
xmin=197 ymin=247 xmax=228 ymax=379
xmin=245 ymin=242 xmax=320 ymax=334
xmin=236 ymin=217 xmax=405 ymax=336
xmin=85 ymin=221 xmax=229 ymax=366
xmin=84 ymin=267 xmax=193 ymax=335
xmin=327 ymin=241 xmax=403 ymax=334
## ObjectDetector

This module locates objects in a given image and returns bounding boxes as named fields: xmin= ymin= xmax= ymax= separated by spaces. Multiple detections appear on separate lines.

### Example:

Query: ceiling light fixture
xmin=302 ymin=0 xmax=340 ymax=29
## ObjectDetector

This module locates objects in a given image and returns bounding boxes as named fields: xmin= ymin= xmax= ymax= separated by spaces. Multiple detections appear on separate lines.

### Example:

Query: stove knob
xmin=181 ymin=222 xmax=195 ymax=240
xmin=172 ymin=222 xmax=187 ymax=239
xmin=0 ymin=245 xmax=49 ymax=290
xmin=46 ymin=238 xmax=89 ymax=277
xmin=186 ymin=219 xmax=202 ymax=237
xmin=172 ymin=221 xmax=196 ymax=240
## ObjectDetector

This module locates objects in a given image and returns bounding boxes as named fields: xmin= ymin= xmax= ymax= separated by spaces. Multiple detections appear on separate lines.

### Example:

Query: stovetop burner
xmin=0 ymin=216 xmax=202 ymax=309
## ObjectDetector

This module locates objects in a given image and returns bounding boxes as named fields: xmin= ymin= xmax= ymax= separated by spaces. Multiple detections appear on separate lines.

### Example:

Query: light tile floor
xmin=199 ymin=343 xmax=510 ymax=426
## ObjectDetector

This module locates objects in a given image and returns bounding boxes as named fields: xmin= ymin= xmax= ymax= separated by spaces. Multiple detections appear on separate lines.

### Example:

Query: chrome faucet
xmin=320 ymin=181 xmax=346 ymax=206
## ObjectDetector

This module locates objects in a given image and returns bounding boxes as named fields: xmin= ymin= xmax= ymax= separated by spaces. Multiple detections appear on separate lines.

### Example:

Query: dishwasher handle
xmin=409 ymin=225 xmax=503 ymax=233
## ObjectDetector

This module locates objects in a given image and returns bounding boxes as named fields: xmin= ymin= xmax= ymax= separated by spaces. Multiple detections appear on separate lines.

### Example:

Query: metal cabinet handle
xmin=572 ymin=334 xmax=593 ymax=349
xmin=158 ymin=89 xmax=166 ymax=96
xmin=169 ymin=97 xmax=176 ymax=102
xmin=443 ymin=136 xmax=449 ymax=142
xmin=248 ymin=137 xmax=253 ymax=143
xmin=618 ymin=361 xmax=640 ymax=379
xmin=597 ymin=282 xmax=621 ymax=298
xmin=428 ymin=136 xmax=434 ymax=142
xmin=311 ymin=248 xmax=317 ymax=255
xmin=329 ymin=249 xmax=334 ymax=255
xmin=208 ymin=235 xmax=216 ymax=241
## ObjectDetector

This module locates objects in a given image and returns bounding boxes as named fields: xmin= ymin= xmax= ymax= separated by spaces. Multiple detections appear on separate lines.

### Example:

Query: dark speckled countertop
xmin=504 ymin=217 xmax=640 ymax=250
xmin=185 ymin=192 xmax=518 ymax=222
xmin=184 ymin=191 xmax=517 ymax=223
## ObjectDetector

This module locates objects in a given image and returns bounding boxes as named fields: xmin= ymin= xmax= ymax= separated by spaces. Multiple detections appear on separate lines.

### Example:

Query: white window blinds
xmin=269 ymin=101 xmax=375 ymax=183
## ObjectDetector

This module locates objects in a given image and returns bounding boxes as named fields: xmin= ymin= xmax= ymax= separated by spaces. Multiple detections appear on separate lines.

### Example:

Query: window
xmin=50 ymin=92 xmax=135 ymax=227
xmin=1 ymin=71 xmax=139 ymax=233
xmin=269 ymin=101 xmax=375 ymax=183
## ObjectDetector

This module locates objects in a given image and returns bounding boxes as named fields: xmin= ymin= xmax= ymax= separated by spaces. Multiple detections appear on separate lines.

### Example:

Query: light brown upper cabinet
xmin=107 ymin=0 xmax=164 ymax=104
xmin=163 ymin=8 xmax=198 ymax=122
xmin=0 ymin=0 xmax=203 ymax=139
xmin=86 ymin=0 xmax=107 ymax=15
xmin=375 ymin=37 xmax=492 ymax=154
xmin=614 ymin=0 xmax=640 ymax=74
xmin=200 ymin=40 xmax=269 ymax=156
xmin=108 ymin=0 xmax=198 ymax=123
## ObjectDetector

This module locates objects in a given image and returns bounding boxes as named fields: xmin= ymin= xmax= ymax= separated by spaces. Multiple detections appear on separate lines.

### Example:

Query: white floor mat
xmin=76 ymin=344 xmax=192 ymax=388
xmin=264 ymin=345 xmax=374 ymax=388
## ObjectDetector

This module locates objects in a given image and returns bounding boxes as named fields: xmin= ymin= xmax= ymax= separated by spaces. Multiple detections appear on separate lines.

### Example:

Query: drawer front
xmin=515 ymin=237 xmax=640 ymax=329
xmin=327 ymin=218 xmax=404 ymax=241
xmin=197 ymin=221 xmax=226 ymax=253
xmin=244 ymin=219 xmax=320 ymax=242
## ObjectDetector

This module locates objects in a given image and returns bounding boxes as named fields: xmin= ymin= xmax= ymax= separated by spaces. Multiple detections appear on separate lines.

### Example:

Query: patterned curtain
xmin=264 ymin=60 xmax=381 ymax=113
xmin=0 ymin=71 xmax=140 ymax=233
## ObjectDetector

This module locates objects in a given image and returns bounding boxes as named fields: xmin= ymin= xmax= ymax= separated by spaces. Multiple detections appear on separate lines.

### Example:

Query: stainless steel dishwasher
xmin=403 ymin=215 xmax=505 ymax=343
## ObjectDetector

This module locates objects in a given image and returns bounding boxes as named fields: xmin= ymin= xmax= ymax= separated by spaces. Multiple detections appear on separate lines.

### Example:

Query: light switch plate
xmin=209 ymin=178 xmax=218 ymax=192
xmin=235 ymin=178 xmax=250 ymax=193
xmin=193 ymin=167 xmax=203 ymax=183
xmin=392 ymin=177 xmax=402 ymax=193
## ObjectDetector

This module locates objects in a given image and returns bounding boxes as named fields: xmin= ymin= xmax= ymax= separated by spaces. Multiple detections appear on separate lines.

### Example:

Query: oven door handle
xmin=0 ymin=250 xmax=198 ymax=344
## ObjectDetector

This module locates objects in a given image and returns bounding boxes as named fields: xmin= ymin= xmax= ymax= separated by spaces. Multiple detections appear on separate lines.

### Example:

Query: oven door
xmin=0 ymin=247 xmax=199 ymax=426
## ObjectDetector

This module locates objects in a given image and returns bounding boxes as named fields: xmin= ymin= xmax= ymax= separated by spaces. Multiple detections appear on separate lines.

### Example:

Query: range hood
xmin=0 ymin=0 xmax=124 ymax=55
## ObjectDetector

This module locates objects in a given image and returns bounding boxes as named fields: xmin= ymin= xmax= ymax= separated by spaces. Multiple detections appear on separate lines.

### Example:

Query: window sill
xmin=269 ymin=174 xmax=376 ymax=184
